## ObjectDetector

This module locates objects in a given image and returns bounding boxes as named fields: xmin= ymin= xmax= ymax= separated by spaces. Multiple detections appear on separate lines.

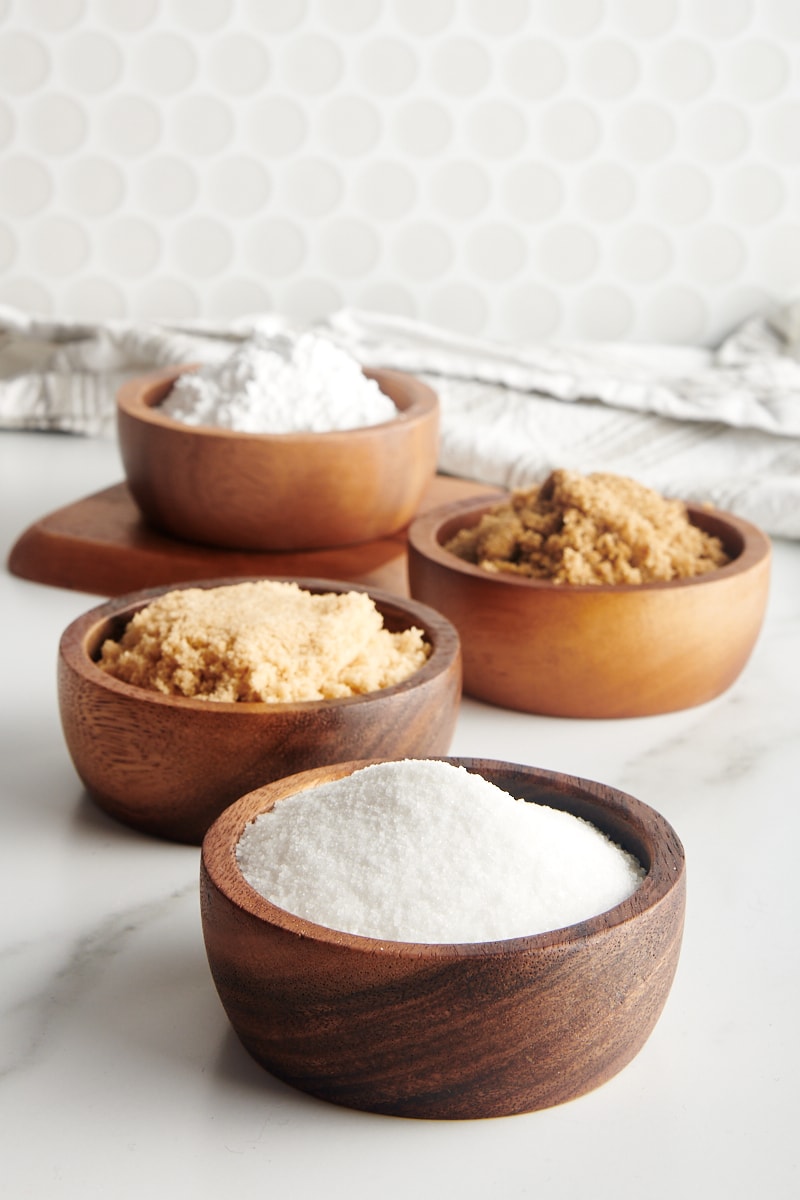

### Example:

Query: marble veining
xmin=1 ymin=431 xmax=798 ymax=1198
xmin=1 ymin=882 xmax=199 ymax=1080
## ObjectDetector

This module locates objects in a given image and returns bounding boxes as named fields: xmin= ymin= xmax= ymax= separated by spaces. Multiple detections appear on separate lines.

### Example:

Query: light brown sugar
xmin=98 ymin=580 xmax=429 ymax=702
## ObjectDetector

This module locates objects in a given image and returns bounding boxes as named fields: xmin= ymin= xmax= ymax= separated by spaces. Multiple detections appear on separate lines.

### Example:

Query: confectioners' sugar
xmin=235 ymin=759 xmax=645 ymax=943
xmin=159 ymin=332 xmax=396 ymax=432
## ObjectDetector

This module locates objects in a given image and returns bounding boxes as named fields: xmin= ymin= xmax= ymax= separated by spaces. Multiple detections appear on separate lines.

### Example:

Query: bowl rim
xmin=116 ymin=364 xmax=438 ymax=442
xmin=408 ymin=493 xmax=771 ymax=594
xmin=201 ymin=755 xmax=685 ymax=958
xmin=58 ymin=575 xmax=461 ymax=714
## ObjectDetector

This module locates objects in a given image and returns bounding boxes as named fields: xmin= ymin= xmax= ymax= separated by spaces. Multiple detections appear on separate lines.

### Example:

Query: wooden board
xmin=7 ymin=475 xmax=500 ymax=598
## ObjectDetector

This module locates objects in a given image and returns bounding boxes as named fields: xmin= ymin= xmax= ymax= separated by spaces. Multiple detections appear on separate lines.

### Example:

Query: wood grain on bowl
xmin=407 ymin=497 xmax=772 ymax=718
xmin=200 ymin=758 xmax=686 ymax=1120
xmin=57 ymin=579 xmax=461 ymax=844
xmin=116 ymin=365 xmax=439 ymax=552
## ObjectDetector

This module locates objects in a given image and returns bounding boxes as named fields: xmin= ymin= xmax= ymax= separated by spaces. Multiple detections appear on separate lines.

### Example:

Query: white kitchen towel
xmin=0 ymin=306 xmax=287 ymax=437
xmin=2 ymin=299 xmax=800 ymax=538
xmin=320 ymin=304 xmax=800 ymax=540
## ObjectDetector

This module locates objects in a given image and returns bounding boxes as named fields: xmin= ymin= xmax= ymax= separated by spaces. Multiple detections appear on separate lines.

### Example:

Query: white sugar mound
xmin=235 ymin=759 xmax=645 ymax=944
xmin=160 ymin=332 xmax=396 ymax=433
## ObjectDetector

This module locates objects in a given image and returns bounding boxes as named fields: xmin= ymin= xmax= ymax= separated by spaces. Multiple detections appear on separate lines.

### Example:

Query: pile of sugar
xmin=235 ymin=759 xmax=645 ymax=943
xmin=445 ymin=468 xmax=730 ymax=585
xmin=97 ymin=580 xmax=429 ymax=703
xmin=159 ymin=332 xmax=396 ymax=433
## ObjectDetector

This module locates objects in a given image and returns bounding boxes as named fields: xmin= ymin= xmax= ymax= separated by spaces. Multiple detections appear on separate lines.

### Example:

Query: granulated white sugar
xmin=235 ymin=759 xmax=645 ymax=943
xmin=159 ymin=332 xmax=396 ymax=433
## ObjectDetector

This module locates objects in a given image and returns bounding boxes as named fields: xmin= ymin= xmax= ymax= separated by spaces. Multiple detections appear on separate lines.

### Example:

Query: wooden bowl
xmin=116 ymin=365 xmax=439 ymax=551
xmin=57 ymin=578 xmax=461 ymax=844
xmin=200 ymin=757 xmax=686 ymax=1120
xmin=407 ymin=495 xmax=772 ymax=717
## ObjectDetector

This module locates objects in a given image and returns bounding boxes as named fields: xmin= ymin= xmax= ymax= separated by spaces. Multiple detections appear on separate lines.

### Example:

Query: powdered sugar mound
xmin=236 ymin=759 xmax=645 ymax=944
xmin=160 ymin=332 xmax=397 ymax=433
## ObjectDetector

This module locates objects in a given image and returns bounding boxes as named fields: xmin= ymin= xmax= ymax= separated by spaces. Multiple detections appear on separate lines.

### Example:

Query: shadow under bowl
xmin=57 ymin=577 xmax=461 ymax=844
xmin=200 ymin=756 xmax=686 ymax=1120
xmin=407 ymin=496 xmax=771 ymax=718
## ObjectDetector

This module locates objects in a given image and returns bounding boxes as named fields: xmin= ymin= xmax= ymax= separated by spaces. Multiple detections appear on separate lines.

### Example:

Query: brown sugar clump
xmin=444 ymin=469 xmax=731 ymax=585
xmin=97 ymin=580 xmax=430 ymax=702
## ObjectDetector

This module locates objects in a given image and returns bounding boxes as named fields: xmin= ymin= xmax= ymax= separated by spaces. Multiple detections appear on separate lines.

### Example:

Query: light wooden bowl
xmin=200 ymin=756 xmax=685 ymax=1120
xmin=407 ymin=495 xmax=772 ymax=717
xmin=116 ymin=365 xmax=439 ymax=552
xmin=57 ymin=577 xmax=461 ymax=844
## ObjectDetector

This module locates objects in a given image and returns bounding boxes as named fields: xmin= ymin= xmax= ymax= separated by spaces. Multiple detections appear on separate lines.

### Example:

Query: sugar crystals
xmin=160 ymin=332 xmax=396 ymax=433
xmin=235 ymin=759 xmax=645 ymax=944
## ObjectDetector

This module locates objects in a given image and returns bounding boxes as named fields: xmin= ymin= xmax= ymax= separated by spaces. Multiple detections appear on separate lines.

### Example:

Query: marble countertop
xmin=1 ymin=431 xmax=798 ymax=1200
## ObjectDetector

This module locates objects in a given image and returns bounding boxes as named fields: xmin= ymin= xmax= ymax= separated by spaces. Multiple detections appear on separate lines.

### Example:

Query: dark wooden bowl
xmin=200 ymin=757 xmax=686 ymax=1120
xmin=57 ymin=578 xmax=461 ymax=844
xmin=407 ymin=495 xmax=772 ymax=717
xmin=116 ymin=366 xmax=439 ymax=551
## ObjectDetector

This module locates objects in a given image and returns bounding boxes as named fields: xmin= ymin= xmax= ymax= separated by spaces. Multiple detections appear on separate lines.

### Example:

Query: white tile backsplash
xmin=0 ymin=0 xmax=798 ymax=344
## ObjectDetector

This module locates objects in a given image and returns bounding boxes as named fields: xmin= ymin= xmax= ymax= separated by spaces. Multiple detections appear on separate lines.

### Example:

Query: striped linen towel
xmin=2 ymin=299 xmax=799 ymax=538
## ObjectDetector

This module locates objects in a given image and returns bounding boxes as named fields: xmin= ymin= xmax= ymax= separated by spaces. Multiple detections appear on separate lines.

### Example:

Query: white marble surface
xmin=1 ymin=431 xmax=798 ymax=1199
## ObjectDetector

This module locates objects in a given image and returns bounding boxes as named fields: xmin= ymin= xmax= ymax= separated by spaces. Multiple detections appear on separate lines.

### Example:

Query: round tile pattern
xmin=0 ymin=2 xmax=798 ymax=341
